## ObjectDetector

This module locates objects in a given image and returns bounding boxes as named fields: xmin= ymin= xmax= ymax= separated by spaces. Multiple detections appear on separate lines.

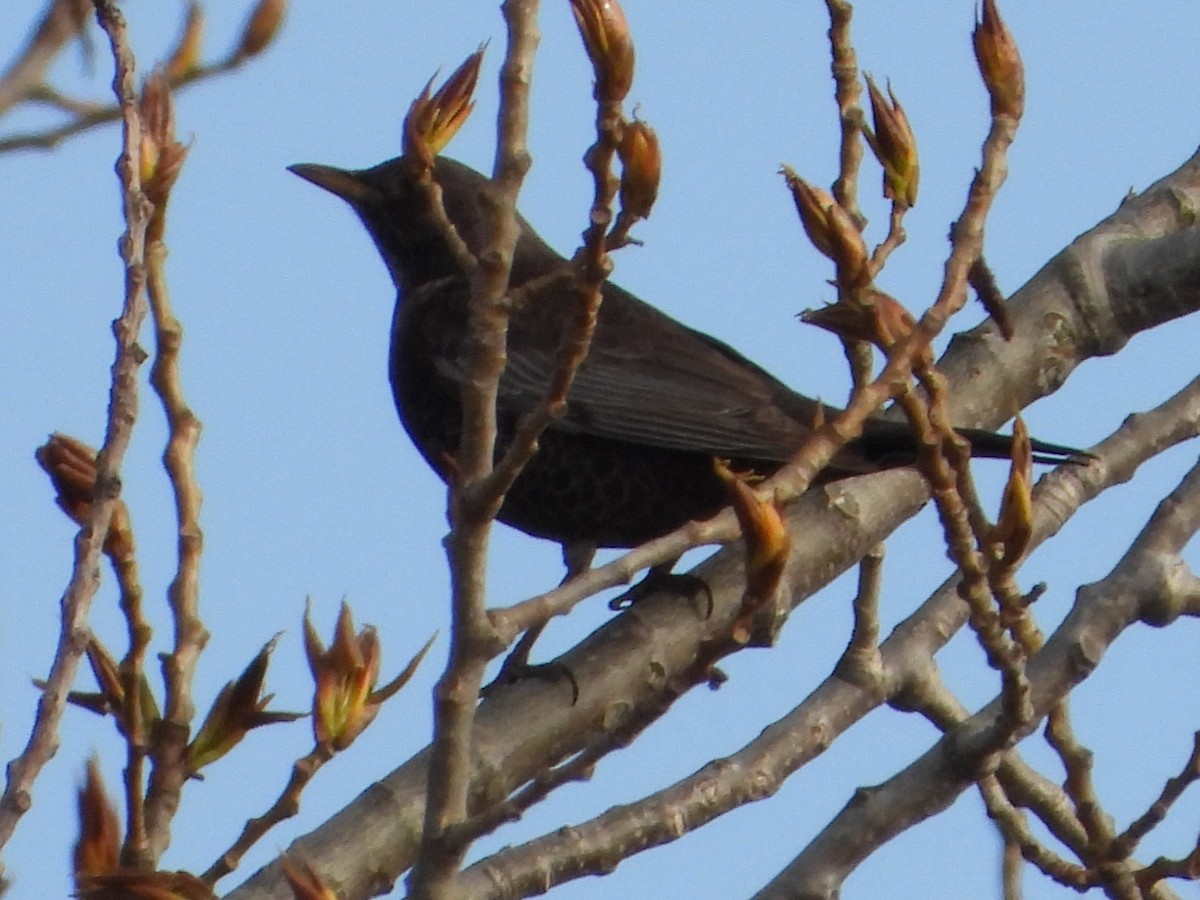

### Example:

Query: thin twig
xmin=834 ymin=543 xmax=884 ymax=688
xmin=979 ymin=774 xmax=1091 ymax=891
xmin=825 ymin=0 xmax=864 ymax=224
xmin=897 ymin=385 xmax=1031 ymax=726
xmin=413 ymin=4 xmax=541 ymax=898
xmin=0 ymin=0 xmax=89 ymax=116
xmin=202 ymin=746 xmax=335 ymax=887
xmin=868 ymin=204 xmax=907 ymax=273
xmin=0 ymin=22 xmax=276 ymax=154
xmin=142 ymin=218 xmax=208 ymax=863
xmin=0 ymin=0 xmax=151 ymax=862
xmin=1113 ymin=731 xmax=1200 ymax=860
xmin=112 ymin=541 xmax=149 ymax=867
xmin=474 ymin=10 xmax=622 ymax=518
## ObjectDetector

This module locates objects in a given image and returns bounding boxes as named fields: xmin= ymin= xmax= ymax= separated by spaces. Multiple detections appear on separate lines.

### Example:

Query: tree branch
xmin=0 ymin=0 xmax=151 ymax=867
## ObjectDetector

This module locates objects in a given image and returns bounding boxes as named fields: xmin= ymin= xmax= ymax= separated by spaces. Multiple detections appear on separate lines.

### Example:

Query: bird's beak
xmin=288 ymin=163 xmax=378 ymax=205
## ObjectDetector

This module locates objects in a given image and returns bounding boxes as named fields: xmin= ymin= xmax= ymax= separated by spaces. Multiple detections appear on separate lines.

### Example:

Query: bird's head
xmin=289 ymin=155 xmax=512 ymax=292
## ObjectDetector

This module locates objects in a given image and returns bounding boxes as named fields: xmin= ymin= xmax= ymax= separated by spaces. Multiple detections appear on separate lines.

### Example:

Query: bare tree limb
xmin=0 ymin=0 xmax=151 ymax=868
xmin=412 ymin=4 xmax=542 ymax=899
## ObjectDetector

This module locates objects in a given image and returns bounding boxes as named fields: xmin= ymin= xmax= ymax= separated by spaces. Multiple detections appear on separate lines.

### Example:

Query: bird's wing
xmin=409 ymin=276 xmax=943 ymax=475
xmin=487 ymin=281 xmax=817 ymax=460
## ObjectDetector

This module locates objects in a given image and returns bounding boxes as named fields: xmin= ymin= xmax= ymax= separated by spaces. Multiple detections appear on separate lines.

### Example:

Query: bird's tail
xmin=954 ymin=426 xmax=1089 ymax=465
xmin=854 ymin=420 xmax=1088 ymax=468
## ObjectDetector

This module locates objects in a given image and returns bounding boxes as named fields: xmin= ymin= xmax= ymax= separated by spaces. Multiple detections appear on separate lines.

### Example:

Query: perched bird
xmin=290 ymin=156 xmax=1078 ymax=570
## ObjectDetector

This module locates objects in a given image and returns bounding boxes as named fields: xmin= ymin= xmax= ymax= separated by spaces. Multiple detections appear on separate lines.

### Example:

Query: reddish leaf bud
xmin=993 ymin=415 xmax=1034 ymax=567
xmin=803 ymin=290 xmax=916 ymax=356
xmin=782 ymin=168 xmax=870 ymax=290
xmin=973 ymin=0 xmax=1025 ymax=119
xmin=236 ymin=0 xmax=287 ymax=61
xmin=137 ymin=70 xmax=188 ymax=208
xmin=617 ymin=118 xmax=661 ymax=222
xmin=164 ymin=2 xmax=204 ymax=81
xmin=36 ymin=434 xmax=134 ymax=559
xmin=570 ymin=0 xmax=635 ymax=104
xmin=187 ymin=637 xmax=301 ymax=773
xmin=76 ymin=869 xmax=215 ymax=899
xmin=714 ymin=460 xmax=790 ymax=644
xmin=74 ymin=759 xmax=119 ymax=883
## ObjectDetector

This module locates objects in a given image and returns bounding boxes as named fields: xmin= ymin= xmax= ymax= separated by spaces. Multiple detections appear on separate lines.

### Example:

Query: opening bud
xmin=403 ymin=48 xmax=485 ymax=168
xmin=864 ymin=75 xmax=919 ymax=208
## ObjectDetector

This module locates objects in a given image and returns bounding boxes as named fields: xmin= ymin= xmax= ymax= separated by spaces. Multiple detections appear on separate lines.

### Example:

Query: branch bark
xmin=0 ymin=0 xmax=151 ymax=871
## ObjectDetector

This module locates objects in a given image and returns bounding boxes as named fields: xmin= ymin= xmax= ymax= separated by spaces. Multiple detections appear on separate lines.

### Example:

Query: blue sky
xmin=3 ymin=2 xmax=1200 ymax=897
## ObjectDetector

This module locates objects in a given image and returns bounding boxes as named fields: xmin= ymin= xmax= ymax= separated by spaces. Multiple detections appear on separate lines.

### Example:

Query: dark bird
xmin=290 ymin=156 xmax=1079 ymax=570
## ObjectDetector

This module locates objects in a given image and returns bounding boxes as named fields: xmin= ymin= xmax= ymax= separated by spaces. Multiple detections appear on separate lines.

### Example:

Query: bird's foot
xmin=480 ymin=622 xmax=580 ymax=704
xmin=481 ymin=543 xmax=596 ymax=704
xmin=481 ymin=658 xmax=579 ymax=704
xmin=608 ymin=563 xmax=713 ymax=618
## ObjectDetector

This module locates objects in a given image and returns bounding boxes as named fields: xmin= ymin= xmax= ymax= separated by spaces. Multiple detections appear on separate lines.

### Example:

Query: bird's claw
xmin=609 ymin=568 xmax=713 ymax=618
xmin=481 ymin=658 xmax=580 ymax=705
